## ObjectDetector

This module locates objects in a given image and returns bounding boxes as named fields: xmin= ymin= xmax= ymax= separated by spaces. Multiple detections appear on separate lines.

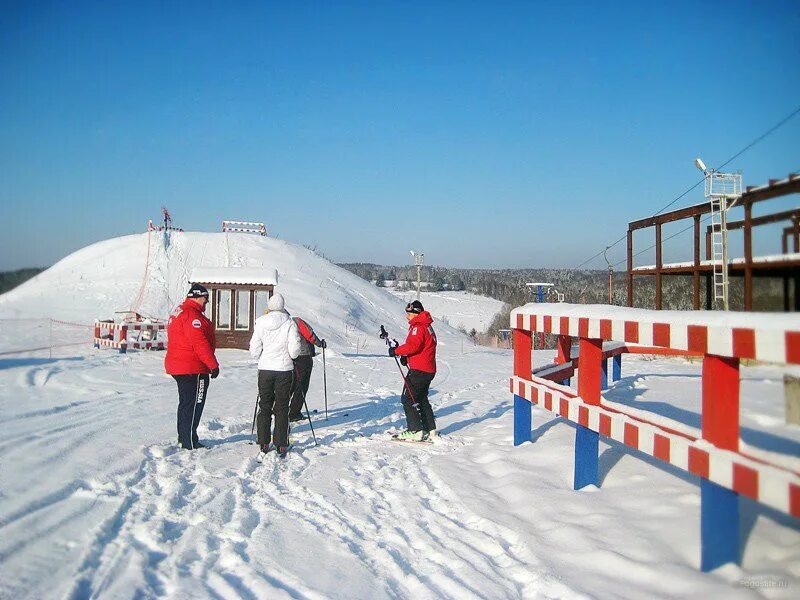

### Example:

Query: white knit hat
xmin=267 ymin=293 xmax=285 ymax=312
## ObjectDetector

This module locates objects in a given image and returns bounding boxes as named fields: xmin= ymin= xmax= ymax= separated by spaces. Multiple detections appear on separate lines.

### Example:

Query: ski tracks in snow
xmin=66 ymin=440 xmax=317 ymax=599
xmin=64 ymin=424 xmax=569 ymax=599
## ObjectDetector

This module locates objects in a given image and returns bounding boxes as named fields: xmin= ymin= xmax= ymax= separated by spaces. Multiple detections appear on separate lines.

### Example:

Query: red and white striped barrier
xmin=94 ymin=321 xmax=166 ymax=354
xmin=512 ymin=305 xmax=800 ymax=365
xmin=510 ymin=375 xmax=800 ymax=518
xmin=510 ymin=303 xmax=800 ymax=571
xmin=221 ymin=220 xmax=267 ymax=236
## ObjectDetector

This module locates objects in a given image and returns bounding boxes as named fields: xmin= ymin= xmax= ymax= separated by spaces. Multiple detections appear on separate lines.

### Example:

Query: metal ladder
xmin=709 ymin=197 xmax=729 ymax=307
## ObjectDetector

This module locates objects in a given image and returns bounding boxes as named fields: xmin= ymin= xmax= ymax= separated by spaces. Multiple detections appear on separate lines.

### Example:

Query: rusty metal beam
xmin=709 ymin=207 xmax=800 ymax=233
xmin=629 ymin=174 xmax=800 ymax=231
xmin=744 ymin=204 xmax=753 ymax=310
xmin=627 ymin=229 xmax=633 ymax=307
xmin=693 ymin=215 xmax=701 ymax=309
xmin=655 ymin=223 xmax=663 ymax=309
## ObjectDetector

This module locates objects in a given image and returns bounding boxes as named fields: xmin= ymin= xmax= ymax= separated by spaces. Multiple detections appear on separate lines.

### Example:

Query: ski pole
xmin=379 ymin=326 xmax=418 ymax=406
xmin=302 ymin=394 xmax=318 ymax=446
xmin=293 ymin=366 xmax=318 ymax=446
xmin=249 ymin=393 xmax=259 ymax=445
xmin=322 ymin=345 xmax=328 ymax=421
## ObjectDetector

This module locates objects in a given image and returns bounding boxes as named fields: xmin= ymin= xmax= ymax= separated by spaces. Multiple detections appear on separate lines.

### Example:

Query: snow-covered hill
xmin=0 ymin=231 xmax=798 ymax=599
xmin=0 ymin=231 xmax=454 ymax=349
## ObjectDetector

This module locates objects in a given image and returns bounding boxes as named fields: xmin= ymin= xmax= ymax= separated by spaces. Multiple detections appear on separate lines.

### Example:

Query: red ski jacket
xmin=293 ymin=316 xmax=323 ymax=357
xmin=394 ymin=311 xmax=437 ymax=374
xmin=165 ymin=299 xmax=219 ymax=375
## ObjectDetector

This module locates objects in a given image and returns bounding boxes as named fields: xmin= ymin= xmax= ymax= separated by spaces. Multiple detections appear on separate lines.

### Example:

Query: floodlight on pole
xmin=694 ymin=156 xmax=743 ymax=311
xmin=410 ymin=250 xmax=424 ymax=300
xmin=603 ymin=246 xmax=614 ymax=304
xmin=695 ymin=157 xmax=708 ymax=174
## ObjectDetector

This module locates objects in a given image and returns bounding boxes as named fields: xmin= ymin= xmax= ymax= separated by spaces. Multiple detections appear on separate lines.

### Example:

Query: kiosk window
xmin=216 ymin=289 xmax=231 ymax=329
xmin=255 ymin=290 xmax=270 ymax=318
xmin=235 ymin=290 xmax=250 ymax=330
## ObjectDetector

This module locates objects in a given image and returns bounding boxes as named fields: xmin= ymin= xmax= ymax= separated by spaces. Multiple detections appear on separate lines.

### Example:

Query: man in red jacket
xmin=165 ymin=283 xmax=219 ymax=450
xmin=388 ymin=300 xmax=437 ymax=441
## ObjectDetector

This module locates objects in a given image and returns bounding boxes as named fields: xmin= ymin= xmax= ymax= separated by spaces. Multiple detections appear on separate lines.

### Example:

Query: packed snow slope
xmin=0 ymin=231 xmax=799 ymax=599
xmin=389 ymin=289 xmax=504 ymax=334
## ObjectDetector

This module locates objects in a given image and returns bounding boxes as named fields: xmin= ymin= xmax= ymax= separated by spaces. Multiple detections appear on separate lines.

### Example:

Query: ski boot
xmin=394 ymin=430 xmax=426 ymax=442
xmin=256 ymin=443 xmax=271 ymax=462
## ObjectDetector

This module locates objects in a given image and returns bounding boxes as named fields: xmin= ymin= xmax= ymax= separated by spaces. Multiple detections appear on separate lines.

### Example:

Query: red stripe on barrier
xmin=543 ymin=316 xmax=552 ymax=333
xmin=624 ymin=321 xmax=639 ymax=343
xmin=732 ymin=328 xmax=756 ymax=359
xmin=654 ymin=434 xmax=670 ymax=462
xmin=688 ymin=326 xmax=708 ymax=354
xmin=544 ymin=392 xmax=553 ymax=411
xmin=787 ymin=332 xmax=800 ymax=365
xmin=516 ymin=313 xmax=524 ymax=329
xmin=599 ymin=413 xmax=611 ymax=437
xmin=600 ymin=319 xmax=612 ymax=339
xmin=688 ymin=447 xmax=710 ymax=478
xmin=578 ymin=406 xmax=589 ymax=427
xmin=578 ymin=318 xmax=589 ymax=338
xmin=732 ymin=464 xmax=759 ymax=499
xmin=624 ymin=423 xmax=638 ymax=448
xmin=791 ymin=484 xmax=800 ymax=518
xmin=560 ymin=317 xmax=569 ymax=334
xmin=559 ymin=398 xmax=569 ymax=418
xmin=653 ymin=323 xmax=670 ymax=347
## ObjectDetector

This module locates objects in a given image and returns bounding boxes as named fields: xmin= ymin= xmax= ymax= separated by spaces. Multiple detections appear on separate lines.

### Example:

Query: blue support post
xmin=574 ymin=428 xmax=599 ymax=489
xmin=514 ymin=394 xmax=532 ymax=446
xmin=701 ymin=480 xmax=739 ymax=571
xmin=601 ymin=358 xmax=609 ymax=390
xmin=613 ymin=354 xmax=622 ymax=381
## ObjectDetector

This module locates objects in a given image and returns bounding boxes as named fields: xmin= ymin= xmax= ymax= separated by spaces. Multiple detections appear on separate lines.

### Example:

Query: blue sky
xmin=1 ymin=0 xmax=798 ymax=270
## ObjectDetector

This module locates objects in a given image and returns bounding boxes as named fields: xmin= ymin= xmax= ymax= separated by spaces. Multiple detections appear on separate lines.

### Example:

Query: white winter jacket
xmin=249 ymin=311 xmax=302 ymax=371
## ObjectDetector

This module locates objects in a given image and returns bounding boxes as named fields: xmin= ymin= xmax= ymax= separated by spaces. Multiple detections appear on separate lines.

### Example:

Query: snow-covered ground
xmin=0 ymin=231 xmax=798 ymax=599
xmin=389 ymin=289 xmax=505 ymax=334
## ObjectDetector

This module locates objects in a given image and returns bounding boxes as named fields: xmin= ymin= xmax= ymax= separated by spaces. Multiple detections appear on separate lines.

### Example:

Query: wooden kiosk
xmin=189 ymin=267 xmax=278 ymax=349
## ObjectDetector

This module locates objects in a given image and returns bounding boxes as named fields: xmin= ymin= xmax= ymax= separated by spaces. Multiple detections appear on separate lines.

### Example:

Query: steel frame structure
xmin=626 ymin=173 xmax=800 ymax=311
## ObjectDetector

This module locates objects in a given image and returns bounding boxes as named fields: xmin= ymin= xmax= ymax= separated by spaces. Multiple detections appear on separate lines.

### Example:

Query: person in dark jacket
xmin=288 ymin=316 xmax=326 ymax=422
xmin=165 ymin=283 xmax=219 ymax=450
xmin=388 ymin=300 xmax=437 ymax=441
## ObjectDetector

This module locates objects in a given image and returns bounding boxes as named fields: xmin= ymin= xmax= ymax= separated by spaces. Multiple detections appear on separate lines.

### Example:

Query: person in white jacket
xmin=249 ymin=293 xmax=302 ymax=457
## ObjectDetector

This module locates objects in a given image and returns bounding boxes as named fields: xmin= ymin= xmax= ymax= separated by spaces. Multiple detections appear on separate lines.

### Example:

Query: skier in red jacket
xmin=165 ymin=283 xmax=219 ymax=450
xmin=288 ymin=316 xmax=326 ymax=422
xmin=388 ymin=300 xmax=437 ymax=441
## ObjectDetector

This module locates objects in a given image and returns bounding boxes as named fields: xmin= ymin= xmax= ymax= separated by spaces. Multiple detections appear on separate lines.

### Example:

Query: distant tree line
xmin=337 ymin=262 xmax=789 ymax=339
xmin=0 ymin=268 xmax=46 ymax=295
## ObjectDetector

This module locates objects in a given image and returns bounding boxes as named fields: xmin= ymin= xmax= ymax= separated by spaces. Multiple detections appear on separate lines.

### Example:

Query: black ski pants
xmin=173 ymin=374 xmax=209 ymax=450
xmin=257 ymin=369 xmax=293 ymax=448
xmin=401 ymin=369 xmax=436 ymax=432
xmin=289 ymin=355 xmax=313 ymax=419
